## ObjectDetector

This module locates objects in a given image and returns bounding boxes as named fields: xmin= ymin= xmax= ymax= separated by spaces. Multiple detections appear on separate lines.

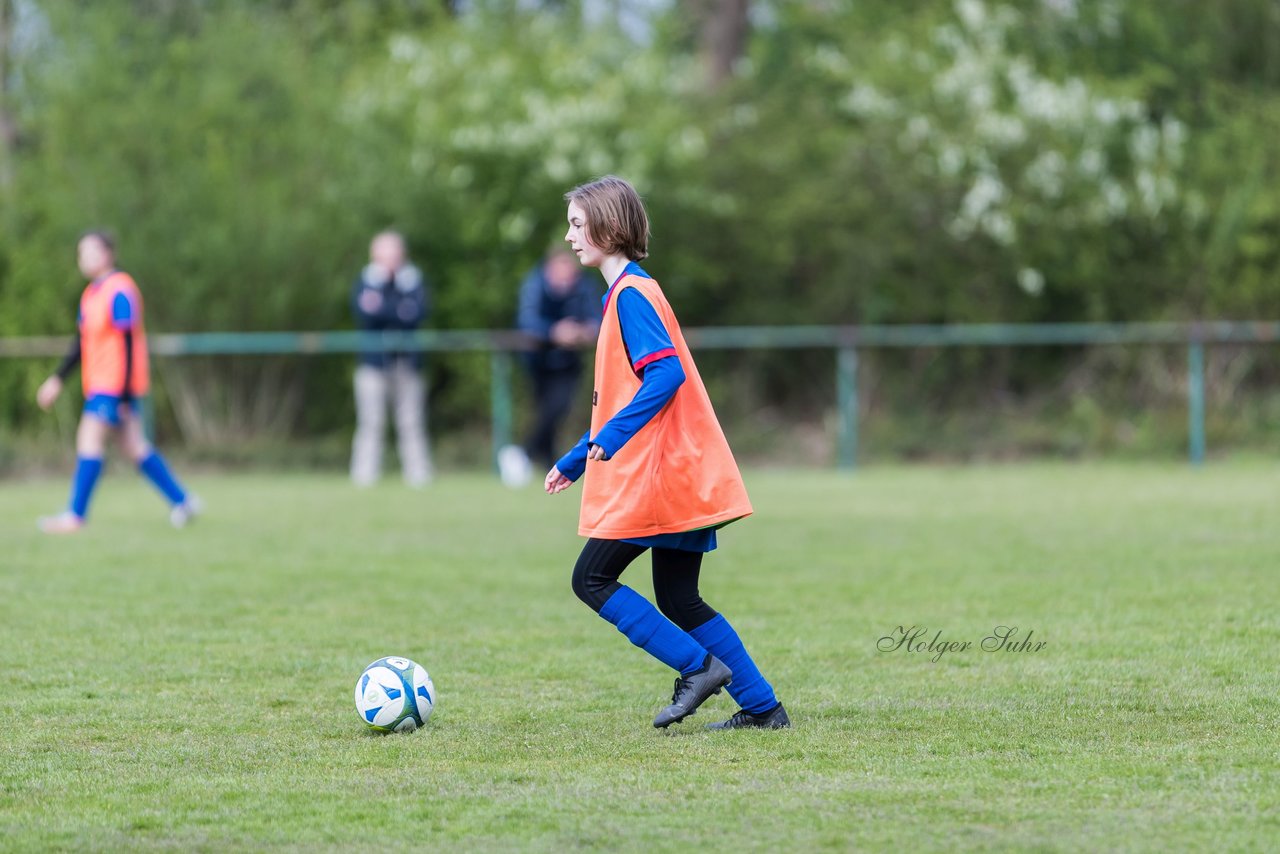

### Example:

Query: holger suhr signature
xmin=877 ymin=625 xmax=1047 ymax=663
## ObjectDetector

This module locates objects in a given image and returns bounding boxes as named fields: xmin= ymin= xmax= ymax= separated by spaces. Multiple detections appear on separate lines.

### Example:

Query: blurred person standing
xmin=350 ymin=230 xmax=433 ymax=487
xmin=498 ymin=248 xmax=600 ymax=486
xmin=35 ymin=231 xmax=200 ymax=533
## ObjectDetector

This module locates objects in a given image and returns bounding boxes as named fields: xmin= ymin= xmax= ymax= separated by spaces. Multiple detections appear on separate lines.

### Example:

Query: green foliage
xmin=3 ymin=0 xmax=1280 ymax=447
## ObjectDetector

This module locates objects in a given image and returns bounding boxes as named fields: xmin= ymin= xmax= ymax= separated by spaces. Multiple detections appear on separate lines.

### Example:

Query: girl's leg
xmin=67 ymin=413 xmax=111 ymax=519
xmin=571 ymin=538 xmax=709 ymax=675
xmin=571 ymin=537 xmax=643 ymax=610
xmin=42 ymin=412 xmax=109 ymax=531
xmin=650 ymin=547 xmax=718 ymax=631
xmin=652 ymin=548 xmax=781 ymax=716
xmin=120 ymin=405 xmax=188 ymax=507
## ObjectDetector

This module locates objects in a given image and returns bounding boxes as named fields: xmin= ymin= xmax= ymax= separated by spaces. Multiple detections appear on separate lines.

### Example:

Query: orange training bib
xmin=79 ymin=271 xmax=150 ymax=398
xmin=578 ymin=274 xmax=752 ymax=539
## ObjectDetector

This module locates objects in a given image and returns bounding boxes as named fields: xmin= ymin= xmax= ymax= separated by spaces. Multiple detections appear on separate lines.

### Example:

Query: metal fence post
xmin=836 ymin=346 xmax=858 ymax=471
xmin=1188 ymin=341 xmax=1206 ymax=466
xmin=490 ymin=350 xmax=513 ymax=472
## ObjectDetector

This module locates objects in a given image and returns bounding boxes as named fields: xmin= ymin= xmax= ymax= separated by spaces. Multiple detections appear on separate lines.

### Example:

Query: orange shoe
xmin=38 ymin=512 xmax=85 ymax=534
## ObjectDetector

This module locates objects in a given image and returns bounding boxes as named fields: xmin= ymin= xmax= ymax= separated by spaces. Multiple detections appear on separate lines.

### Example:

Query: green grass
xmin=1 ymin=464 xmax=1277 ymax=851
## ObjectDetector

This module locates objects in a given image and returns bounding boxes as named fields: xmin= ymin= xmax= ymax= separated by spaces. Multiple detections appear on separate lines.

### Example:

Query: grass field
xmin=1 ymin=463 xmax=1277 ymax=851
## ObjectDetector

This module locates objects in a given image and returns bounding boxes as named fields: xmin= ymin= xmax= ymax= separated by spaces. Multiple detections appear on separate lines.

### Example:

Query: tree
xmin=697 ymin=0 xmax=749 ymax=89
xmin=0 ymin=0 xmax=18 ymax=196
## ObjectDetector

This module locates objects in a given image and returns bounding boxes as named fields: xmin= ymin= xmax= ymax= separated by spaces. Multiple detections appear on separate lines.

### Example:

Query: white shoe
xmin=170 ymin=495 xmax=203 ymax=528
xmin=38 ymin=512 xmax=85 ymax=534
xmin=405 ymin=465 xmax=434 ymax=489
xmin=497 ymin=445 xmax=531 ymax=488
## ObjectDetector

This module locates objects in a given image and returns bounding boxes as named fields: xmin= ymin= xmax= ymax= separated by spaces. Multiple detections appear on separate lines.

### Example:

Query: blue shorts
xmin=83 ymin=394 xmax=139 ymax=427
xmin=622 ymin=529 xmax=718 ymax=553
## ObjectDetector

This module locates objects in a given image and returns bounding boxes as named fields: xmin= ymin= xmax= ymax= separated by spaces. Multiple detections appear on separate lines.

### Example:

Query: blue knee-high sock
xmin=690 ymin=614 xmax=778 ymax=714
xmin=68 ymin=456 xmax=104 ymax=519
xmin=138 ymin=452 xmax=187 ymax=505
xmin=599 ymin=586 xmax=709 ymax=675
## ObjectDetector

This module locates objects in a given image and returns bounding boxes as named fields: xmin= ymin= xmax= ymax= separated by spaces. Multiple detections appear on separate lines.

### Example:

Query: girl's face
xmin=565 ymin=201 xmax=605 ymax=268
xmin=77 ymin=237 xmax=113 ymax=280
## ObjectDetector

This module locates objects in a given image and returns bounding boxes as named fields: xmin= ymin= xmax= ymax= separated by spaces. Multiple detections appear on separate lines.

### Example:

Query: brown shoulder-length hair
xmin=79 ymin=229 xmax=117 ymax=254
xmin=564 ymin=175 xmax=649 ymax=261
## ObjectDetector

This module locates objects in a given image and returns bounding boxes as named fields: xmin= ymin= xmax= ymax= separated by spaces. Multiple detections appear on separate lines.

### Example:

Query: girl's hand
xmin=587 ymin=444 xmax=609 ymax=461
xmin=544 ymin=466 xmax=574 ymax=495
xmin=36 ymin=376 xmax=63 ymax=411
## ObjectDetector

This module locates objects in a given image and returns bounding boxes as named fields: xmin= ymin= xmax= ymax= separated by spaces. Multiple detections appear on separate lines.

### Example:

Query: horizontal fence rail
xmin=4 ymin=322 xmax=1277 ymax=468
xmin=5 ymin=321 xmax=1280 ymax=358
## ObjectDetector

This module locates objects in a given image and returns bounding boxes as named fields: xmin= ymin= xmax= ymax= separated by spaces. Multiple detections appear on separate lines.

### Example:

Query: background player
xmin=544 ymin=176 xmax=790 ymax=730
xmin=497 ymin=247 xmax=600 ymax=487
xmin=35 ymin=231 xmax=199 ymax=533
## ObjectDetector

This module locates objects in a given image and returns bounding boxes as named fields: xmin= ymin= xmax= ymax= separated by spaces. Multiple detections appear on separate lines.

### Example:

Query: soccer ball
xmin=354 ymin=656 xmax=435 ymax=733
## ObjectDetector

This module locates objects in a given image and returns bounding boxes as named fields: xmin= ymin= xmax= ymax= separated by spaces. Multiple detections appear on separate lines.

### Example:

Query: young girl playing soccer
xmin=35 ymin=231 xmax=199 ymax=533
xmin=544 ymin=176 xmax=790 ymax=730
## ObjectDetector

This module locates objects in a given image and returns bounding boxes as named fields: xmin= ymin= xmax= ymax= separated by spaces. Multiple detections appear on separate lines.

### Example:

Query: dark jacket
xmin=351 ymin=263 xmax=430 ymax=369
xmin=515 ymin=265 xmax=600 ymax=373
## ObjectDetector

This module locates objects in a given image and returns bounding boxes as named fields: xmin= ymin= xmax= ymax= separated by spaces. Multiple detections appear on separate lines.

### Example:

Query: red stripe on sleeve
xmin=632 ymin=348 xmax=678 ymax=373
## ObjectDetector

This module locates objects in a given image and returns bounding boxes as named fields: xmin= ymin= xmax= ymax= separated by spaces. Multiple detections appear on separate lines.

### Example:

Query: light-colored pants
xmin=351 ymin=362 xmax=432 ymax=487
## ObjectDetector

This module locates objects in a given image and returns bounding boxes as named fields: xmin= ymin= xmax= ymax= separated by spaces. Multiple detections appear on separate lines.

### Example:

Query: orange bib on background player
xmin=579 ymin=274 xmax=753 ymax=539
xmin=79 ymin=271 xmax=150 ymax=398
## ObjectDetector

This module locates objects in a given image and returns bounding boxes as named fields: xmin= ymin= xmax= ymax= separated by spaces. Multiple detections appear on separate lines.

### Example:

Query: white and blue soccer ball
xmin=354 ymin=656 xmax=435 ymax=733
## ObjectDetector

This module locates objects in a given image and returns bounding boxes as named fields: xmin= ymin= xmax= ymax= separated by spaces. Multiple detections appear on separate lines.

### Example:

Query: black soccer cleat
xmin=652 ymin=654 xmax=733 ymax=728
xmin=705 ymin=702 xmax=791 ymax=730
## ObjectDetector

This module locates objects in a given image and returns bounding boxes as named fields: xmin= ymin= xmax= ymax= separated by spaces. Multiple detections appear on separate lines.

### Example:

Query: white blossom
xmin=843 ymin=83 xmax=896 ymax=119
xmin=1017 ymin=267 xmax=1046 ymax=295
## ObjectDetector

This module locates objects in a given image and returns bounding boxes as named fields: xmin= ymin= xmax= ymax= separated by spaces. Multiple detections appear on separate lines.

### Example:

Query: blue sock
xmin=68 ymin=456 xmax=104 ymax=519
xmin=599 ymin=586 xmax=708 ymax=675
xmin=690 ymin=614 xmax=778 ymax=714
xmin=138 ymin=452 xmax=187 ymax=505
